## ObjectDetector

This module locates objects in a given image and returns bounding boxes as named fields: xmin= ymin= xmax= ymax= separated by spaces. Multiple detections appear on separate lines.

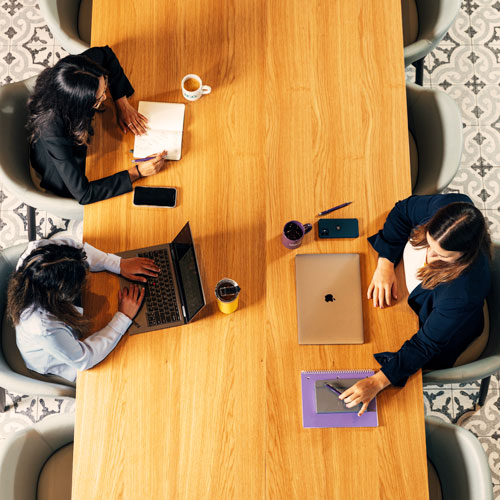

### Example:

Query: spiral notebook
xmin=301 ymin=370 xmax=378 ymax=428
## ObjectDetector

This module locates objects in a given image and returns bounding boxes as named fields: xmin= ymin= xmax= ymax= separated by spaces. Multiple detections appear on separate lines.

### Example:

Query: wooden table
xmin=72 ymin=1 xmax=429 ymax=498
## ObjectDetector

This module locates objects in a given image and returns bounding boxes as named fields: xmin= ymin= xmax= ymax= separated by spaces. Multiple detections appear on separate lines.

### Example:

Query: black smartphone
xmin=133 ymin=186 xmax=177 ymax=208
xmin=318 ymin=218 xmax=359 ymax=238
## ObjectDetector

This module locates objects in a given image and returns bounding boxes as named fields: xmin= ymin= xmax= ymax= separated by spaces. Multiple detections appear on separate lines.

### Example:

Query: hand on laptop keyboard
xmin=118 ymin=283 xmax=146 ymax=320
xmin=120 ymin=257 xmax=160 ymax=283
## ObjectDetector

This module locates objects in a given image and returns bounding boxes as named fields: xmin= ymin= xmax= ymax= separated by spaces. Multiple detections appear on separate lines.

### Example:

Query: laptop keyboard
xmin=138 ymin=248 xmax=181 ymax=326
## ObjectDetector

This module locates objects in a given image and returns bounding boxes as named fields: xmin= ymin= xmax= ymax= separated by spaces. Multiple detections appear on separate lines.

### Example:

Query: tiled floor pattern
xmin=1 ymin=0 xmax=500 ymax=496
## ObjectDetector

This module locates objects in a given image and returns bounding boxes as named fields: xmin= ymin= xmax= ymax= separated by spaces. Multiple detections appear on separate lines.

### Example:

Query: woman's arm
xmin=81 ymin=45 xmax=134 ymax=101
xmin=375 ymin=297 xmax=482 ymax=387
xmin=82 ymin=45 xmax=147 ymax=135
xmin=36 ymin=284 xmax=144 ymax=372
xmin=43 ymin=137 xmax=132 ymax=204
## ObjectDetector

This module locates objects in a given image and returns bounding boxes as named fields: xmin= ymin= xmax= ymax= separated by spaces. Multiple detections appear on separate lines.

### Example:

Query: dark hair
xmin=27 ymin=55 xmax=107 ymax=145
xmin=7 ymin=244 xmax=91 ymax=336
xmin=410 ymin=201 xmax=491 ymax=288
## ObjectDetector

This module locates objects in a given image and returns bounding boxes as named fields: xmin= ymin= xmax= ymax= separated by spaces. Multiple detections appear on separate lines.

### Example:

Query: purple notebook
xmin=301 ymin=370 xmax=378 ymax=428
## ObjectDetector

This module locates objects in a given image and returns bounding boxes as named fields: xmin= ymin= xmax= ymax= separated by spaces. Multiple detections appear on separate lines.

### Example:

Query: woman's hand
xmin=339 ymin=371 xmax=391 ymax=416
xmin=128 ymin=150 xmax=168 ymax=181
xmin=120 ymin=257 xmax=160 ymax=283
xmin=367 ymin=257 xmax=398 ymax=308
xmin=115 ymin=96 xmax=148 ymax=135
xmin=118 ymin=283 xmax=145 ymax=319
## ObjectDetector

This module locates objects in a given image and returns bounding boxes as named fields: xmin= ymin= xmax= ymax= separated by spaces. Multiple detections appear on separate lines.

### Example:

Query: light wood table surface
xmin=72 ymin=1 xmax=429 ymax=499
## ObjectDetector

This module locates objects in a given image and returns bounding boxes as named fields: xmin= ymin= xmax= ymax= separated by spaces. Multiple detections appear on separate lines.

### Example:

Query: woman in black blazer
xmin=340 ymin=194 xmax=491 ymax=415
xmin=27 ymin=46 xmax=166 ymax=204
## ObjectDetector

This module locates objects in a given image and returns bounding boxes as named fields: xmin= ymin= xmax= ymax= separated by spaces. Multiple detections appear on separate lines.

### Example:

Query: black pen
xmin=317 ymin=201 xmax=353 ymax=217
xmin=324 ymin=382 xmax=343 ymax=397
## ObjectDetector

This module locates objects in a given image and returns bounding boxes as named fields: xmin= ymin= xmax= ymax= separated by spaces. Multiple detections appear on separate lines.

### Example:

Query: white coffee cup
xmin=181 ymin=74 xmax=211 ymax=101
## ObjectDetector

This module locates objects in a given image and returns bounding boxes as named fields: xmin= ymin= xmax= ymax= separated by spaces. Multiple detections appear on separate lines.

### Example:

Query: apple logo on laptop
xmin=324 ymin=293 xmax=335 ymax=303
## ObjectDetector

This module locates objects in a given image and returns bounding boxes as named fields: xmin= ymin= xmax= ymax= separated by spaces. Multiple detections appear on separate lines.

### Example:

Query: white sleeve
xmin=83 ymin=242 xmax=121 ymax=274
xmin=36 ymin=312 xmax=132 ymax=371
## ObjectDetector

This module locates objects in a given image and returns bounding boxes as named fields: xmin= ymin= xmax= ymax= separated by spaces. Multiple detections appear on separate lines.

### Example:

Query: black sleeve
xmin=81 ymin=45 xmax=134 ymax=101
xmin=367 ymin=194 xmax=473 ymax=265
xmin=44 ymin=137 xmax=132 ymax=204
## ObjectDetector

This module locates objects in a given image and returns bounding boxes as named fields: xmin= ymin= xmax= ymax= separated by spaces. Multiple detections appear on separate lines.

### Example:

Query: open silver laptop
xmin=117 ymin=222 xmax=206 ymax=335
xmin=295 ymin=254 xmax=364 ymax=344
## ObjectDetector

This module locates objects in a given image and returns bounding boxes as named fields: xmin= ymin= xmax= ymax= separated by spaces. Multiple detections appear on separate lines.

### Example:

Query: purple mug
xmin=281 ymin=220 xmax=312 ymax=249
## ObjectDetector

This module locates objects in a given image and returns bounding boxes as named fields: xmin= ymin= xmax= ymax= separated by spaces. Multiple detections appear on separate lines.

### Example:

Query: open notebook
xmin=133 ymin=101 xmax=186 ymax=160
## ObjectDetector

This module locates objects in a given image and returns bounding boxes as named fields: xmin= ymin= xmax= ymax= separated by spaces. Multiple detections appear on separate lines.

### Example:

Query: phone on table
xmin=133 ymin=186 xmax=177 ymax=208
xmin=318 ymin=218 xmax=359 ymax=238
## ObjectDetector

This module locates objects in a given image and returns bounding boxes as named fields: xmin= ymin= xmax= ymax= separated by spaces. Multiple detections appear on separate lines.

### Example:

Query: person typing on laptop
xmin=7 ymin=238 xmax=159 ymax=382
xmin=339 ymin=194 xmax=491 ymax=415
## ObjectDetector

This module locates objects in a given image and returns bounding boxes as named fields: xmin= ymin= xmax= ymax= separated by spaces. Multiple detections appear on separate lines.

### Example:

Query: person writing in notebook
xmin=27 ymin=45 xmax=167 ymax=204
xmin=7 ymin=238 xmax=159 ymax=382
xmin=339 ymin=194 xmax=491 ymax=415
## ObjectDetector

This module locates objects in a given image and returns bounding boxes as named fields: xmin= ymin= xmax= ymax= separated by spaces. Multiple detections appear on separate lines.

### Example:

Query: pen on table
xmin=317 ymin=201 xmax=353 ymax=217
xmin=324 ymin=382 xmax=343 ymax=397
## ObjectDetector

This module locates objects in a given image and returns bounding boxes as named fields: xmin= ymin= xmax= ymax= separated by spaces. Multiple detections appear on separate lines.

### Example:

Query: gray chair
xmin=0 ymin=412 xmax=74 ymax=500
xmin=423 ymin=244 xmax=500 ymax=408
xmin=407 ymin=81 xmax=462 ymax=196
xmin=38 ymin=0 xmax=92 ymax=54
xmin=0 ymin=244 xmax=75 ymax=413
xmin=402 ymin=0 xmax=461 ymax=85
xmin=425 ymin=416 xmax=493 ymax=500
xmin=0 ymin=76 xmax=83 ymax=241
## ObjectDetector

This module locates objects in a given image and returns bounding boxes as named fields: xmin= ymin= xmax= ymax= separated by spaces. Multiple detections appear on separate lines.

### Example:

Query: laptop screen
xmin=172 ymin=222 xmax=205 ymax=322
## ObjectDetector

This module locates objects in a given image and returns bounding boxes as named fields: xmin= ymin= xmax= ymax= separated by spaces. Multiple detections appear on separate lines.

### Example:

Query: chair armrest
xmin=423 ymin=355 xmax=500 ymax=386
xmin=0 ymin=357 xmax=75 ymax=398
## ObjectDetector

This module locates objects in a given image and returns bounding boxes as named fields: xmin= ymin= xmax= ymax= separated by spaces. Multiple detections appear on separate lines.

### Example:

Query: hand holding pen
xmin=129 ymin=150 xmax=168 ymax=181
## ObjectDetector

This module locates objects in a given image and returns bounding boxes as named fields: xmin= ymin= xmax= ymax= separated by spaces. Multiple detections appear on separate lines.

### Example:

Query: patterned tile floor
xmin=1 ymin=1 xmax=500 ymax=496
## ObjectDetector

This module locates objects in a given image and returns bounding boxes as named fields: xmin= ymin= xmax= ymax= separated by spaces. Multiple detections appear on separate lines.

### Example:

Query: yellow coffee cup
xmin=215 ymin=278 xmax=240 ymax=314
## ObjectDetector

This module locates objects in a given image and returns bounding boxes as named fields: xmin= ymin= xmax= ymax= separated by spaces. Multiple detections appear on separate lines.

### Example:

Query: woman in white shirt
xmin=7 ymin=238 xmax=159 ymax=382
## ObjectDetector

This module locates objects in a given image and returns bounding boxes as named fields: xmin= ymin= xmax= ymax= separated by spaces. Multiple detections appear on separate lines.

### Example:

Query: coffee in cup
xmin=181 ymin=74 xmax=211 ymax=101
xmin=281 ymin=220 xmax=312 ymax=249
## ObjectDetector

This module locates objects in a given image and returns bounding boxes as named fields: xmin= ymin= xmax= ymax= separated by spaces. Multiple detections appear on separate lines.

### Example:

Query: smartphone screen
xmin=133 ymin=186 xmax=177 ymax=207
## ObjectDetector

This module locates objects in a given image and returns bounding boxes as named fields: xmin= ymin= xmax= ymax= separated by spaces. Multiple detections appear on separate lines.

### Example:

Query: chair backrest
xmin=0 ymin=77 xmax=84 ymax=221
xmin=0 ymin=412 xmax=74 ymax=500
xmin=0 ymin=244 xmax=76 ymax=396
xmin=78 ymin=0 xmax=92 ymax=44
xmin=38 ymin=0 xmax=89 ymax=54
xmin=482 ymin=243 xmax=500 ymax=358
xmin=425 ymin=416 xmax=493 ymax=500
xmin=406 ymin=81 xmax=462 ymax=195
xmin=415 ymin=0 xmax=461 ymax=42
xmin=0 ymin=77 xmax=36 ymax=194
xmin=404 ymin=0 xmax=461 ymax=66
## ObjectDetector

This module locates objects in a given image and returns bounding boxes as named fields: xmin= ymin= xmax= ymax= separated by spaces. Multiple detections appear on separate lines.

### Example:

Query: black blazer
xmin=368 ymin=194 xmax=491 ymax=387
xmin=30 ymin=46 xmax=134 ymax=205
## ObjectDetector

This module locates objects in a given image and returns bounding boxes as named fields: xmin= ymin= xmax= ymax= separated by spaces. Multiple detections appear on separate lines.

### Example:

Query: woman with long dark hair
xmin=27 ymin=46 xmax=166 ymax=204
xmin=7 ymin=238 xmax=159 ymax=382
xmin=339 ymin=194 xmax=492 ymax=415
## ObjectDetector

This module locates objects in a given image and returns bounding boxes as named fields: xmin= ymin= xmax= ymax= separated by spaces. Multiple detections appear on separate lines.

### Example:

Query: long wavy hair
xmin=410 ymin=201 xmax=491 ymax=289
xmin=27 ymin=55 xmax=107 ymax=146
xmin=7 ymin=244 xmax=91 ymax=336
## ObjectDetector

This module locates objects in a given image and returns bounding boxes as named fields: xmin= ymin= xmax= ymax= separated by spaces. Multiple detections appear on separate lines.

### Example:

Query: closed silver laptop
xmin=295 ymin=254 xmax=364 ymax=344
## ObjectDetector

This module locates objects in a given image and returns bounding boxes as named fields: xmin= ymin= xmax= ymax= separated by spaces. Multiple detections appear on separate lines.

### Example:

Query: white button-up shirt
xmin=15 ymin=238 xmax=132 ymax=382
